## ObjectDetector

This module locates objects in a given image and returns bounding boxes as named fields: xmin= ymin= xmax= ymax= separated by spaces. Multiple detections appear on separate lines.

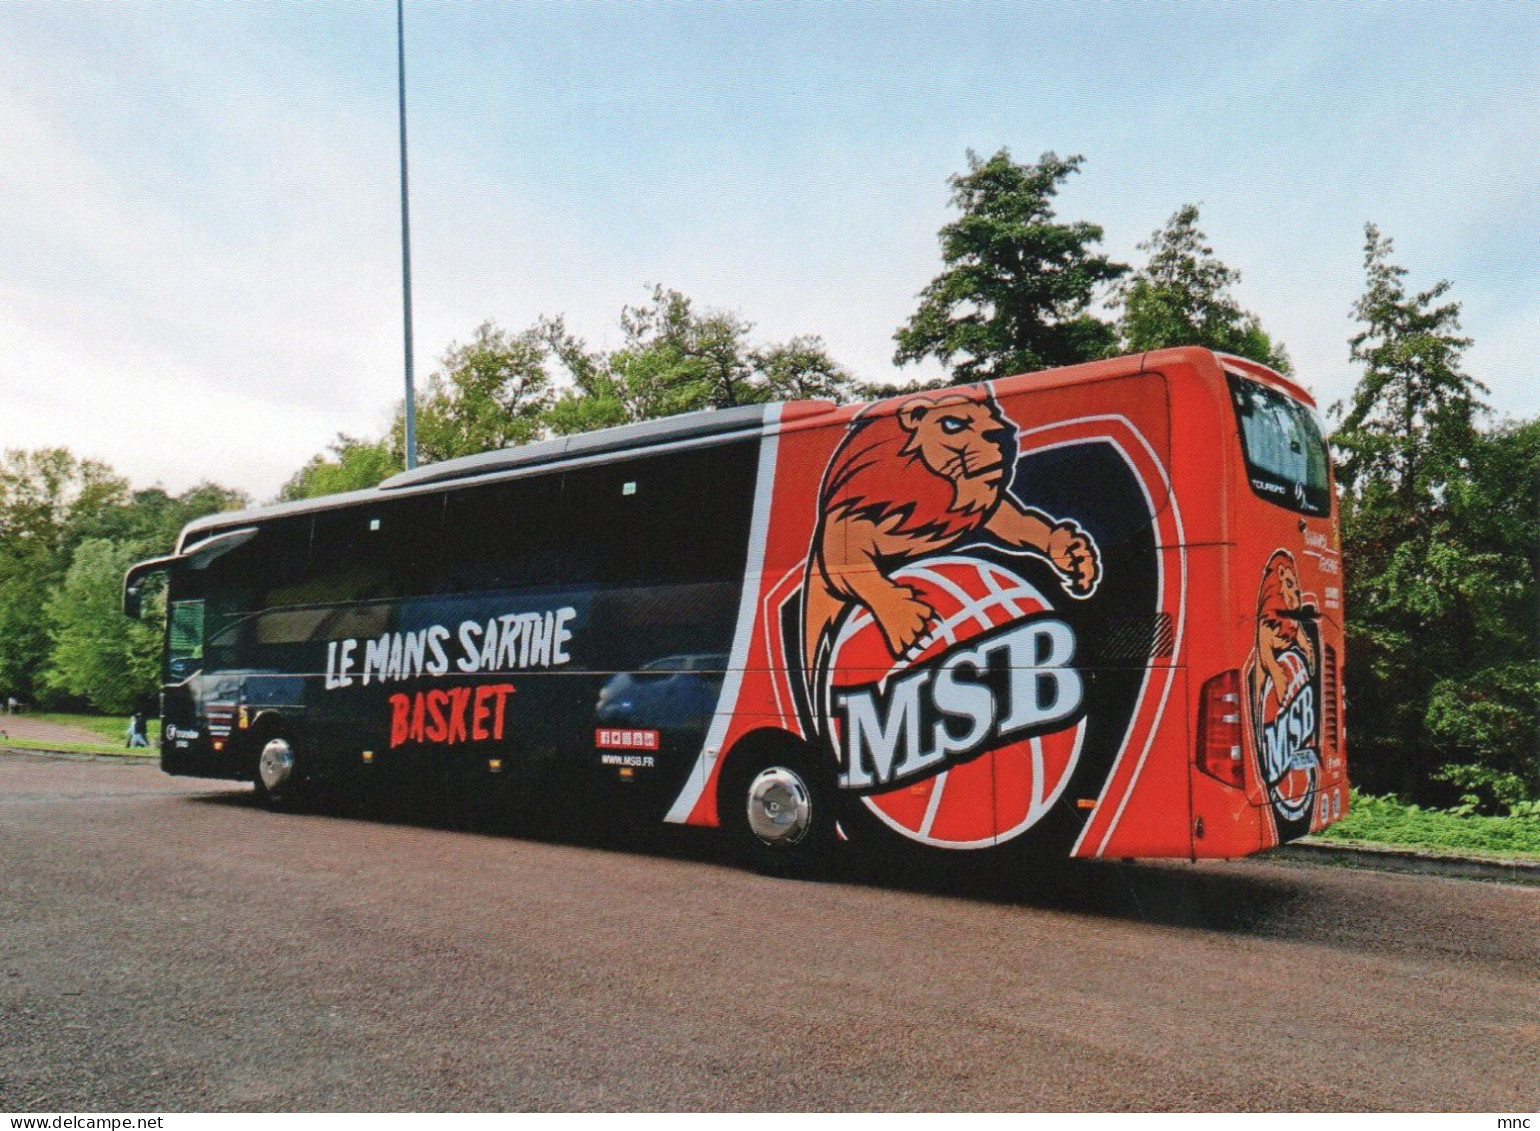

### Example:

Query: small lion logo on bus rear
xmin=1249 ymin=549 xmax=1321 ymax=836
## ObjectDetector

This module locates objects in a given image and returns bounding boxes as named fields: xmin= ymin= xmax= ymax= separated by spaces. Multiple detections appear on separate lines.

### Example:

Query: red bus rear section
xmin=663 ymin=346 xmax=1347 ymax=860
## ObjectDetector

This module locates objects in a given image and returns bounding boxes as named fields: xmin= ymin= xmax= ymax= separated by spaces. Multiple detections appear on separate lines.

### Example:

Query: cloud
xmin=1 ymin=1 xmax=1533 ymax=504
xmin=0 ymin=33 xmax=408 ymax=498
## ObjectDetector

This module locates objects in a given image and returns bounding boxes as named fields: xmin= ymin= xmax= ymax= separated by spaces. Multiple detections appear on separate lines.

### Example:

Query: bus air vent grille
xmin=1082 ymin=613 xmax=1175 ymax=665
xmin=1323 ymin=644 xmax=1339 ymax=754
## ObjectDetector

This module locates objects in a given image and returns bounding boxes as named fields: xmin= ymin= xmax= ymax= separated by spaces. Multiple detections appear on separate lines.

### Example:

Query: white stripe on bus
xmin=663 ymin=403 xmax=783 ymax=824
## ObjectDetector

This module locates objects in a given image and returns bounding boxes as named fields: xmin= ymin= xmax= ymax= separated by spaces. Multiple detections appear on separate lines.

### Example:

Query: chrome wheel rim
xmin=745 ymin=766 xmax=812 ymax=847
xmin=258 ymin=738 xmax=295 ymax=791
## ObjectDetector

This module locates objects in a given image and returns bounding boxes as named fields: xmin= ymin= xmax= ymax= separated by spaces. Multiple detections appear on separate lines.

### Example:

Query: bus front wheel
xmin=720 ymin=744 xmax=836 ymax=877
xmin=253 ymin=735 xmax=303 ymax=809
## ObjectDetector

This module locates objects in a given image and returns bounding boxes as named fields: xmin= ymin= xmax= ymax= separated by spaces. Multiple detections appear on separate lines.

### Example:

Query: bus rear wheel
xmin=720 ymin=745 xmax=835 ymax=877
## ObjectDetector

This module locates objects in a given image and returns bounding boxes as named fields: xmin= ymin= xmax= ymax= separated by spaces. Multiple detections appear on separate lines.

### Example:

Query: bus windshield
xmin=1227 ymin=373 xmax=1331 ymax=517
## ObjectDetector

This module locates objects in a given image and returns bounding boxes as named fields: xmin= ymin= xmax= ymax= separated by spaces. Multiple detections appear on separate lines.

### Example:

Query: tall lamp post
xmin=397 ymin=0 xmax=417 ymax=469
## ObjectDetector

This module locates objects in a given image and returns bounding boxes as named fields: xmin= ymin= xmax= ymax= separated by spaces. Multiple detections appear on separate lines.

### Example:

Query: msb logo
xmin=1250 ymin=549 xmax=1320 ymax=833
xmin=825 ymin=557 xmax=1088 ymax=848
xmin=795 ymin=387 xmax=1101 ymax=849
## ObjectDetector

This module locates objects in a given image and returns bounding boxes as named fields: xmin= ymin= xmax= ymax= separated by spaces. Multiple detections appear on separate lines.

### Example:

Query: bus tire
xmin=719 ymin=740 xmax=836 ymax=877
xmin=252 ymin=734 xmax=304 ymax=809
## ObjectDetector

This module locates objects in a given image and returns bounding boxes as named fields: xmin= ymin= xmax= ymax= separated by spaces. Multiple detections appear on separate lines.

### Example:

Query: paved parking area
xmin=2 ymin=751 xmax=1536 ymax=1111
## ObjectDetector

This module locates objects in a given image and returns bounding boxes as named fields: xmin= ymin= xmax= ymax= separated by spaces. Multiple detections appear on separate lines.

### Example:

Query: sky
xmin=1 ymin=0 xmax=1535 ymax=501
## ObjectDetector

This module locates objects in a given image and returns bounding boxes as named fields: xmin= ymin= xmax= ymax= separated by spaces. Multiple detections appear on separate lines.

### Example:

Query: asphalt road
xmin=2 ymin=751 xmax=1536 ymax=1112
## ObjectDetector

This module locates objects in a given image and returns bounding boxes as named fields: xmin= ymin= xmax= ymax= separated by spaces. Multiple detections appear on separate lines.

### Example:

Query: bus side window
xmin=195 ymin=515 xmax=312 ymax=672
xmin=562 ymin=443 xmax=759 ymax=586
xmin=308 ymin=492 xmax=444 ymax=602
xmin=200 ymin=515 xmax=315 ymax=611
xmin=439 ymin=474 xmax=563 ymax=594
xmin=166 ymin=600 xmax=205 ymax=682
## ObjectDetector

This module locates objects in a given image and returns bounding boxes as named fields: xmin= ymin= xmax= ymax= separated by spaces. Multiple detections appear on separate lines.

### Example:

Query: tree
xmin=894 ymin=149 xmax=1127 ymax=382
xmin=0 ymin=449 xmax=243 ymax=707
xmin=752 ymin=336 xmax=855 ymax=403
xmin=1116 ymin=203 xmax=1291 ymax=372
xmin=0 ymin=449 xmax=127 ymax=704
xmin=401 ymin=321 xmax=559 ymax=464
xmin=1328 ymin=224 xmax=1505 ymax=802
xmin=545 ymin=287 xmax=856 ymax=435
xmin=278 ymin=435 xmax=400 ymax=502
xmin=851 ymin=374 xmax=958 ymax=401
xmin=545 ymin=289 xmax=754 ymax=431
xmin=42 ymin=538 xmax=161 ymax=714
xmin=1333 ymin=224 xmax=1486 ymax=504
xmin=72 ymin=483 xmax=248 ymax=553
xmin=150 ymin=482 xmax=249 ymax=548
xmin=280 ymin=293 xmax=857 ymax=480
xmin=1423 ymin=418 xmax=1540 ymax=810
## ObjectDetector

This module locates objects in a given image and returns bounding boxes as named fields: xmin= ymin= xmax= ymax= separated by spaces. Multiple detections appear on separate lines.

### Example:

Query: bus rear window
xmin=1227 ymin=374 xmax=1331 ymax=517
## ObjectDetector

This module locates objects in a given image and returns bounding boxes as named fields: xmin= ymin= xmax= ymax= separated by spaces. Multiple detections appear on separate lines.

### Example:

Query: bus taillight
xmin=1196 ymin=670 xmax=1245 ymax=788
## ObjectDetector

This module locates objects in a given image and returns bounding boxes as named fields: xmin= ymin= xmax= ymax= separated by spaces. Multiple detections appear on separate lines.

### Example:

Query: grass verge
xmin=25 ymin=711 xmax=162 ymax=744
xmin=0 ymin=737 xmax=158 ymax=758
xmin=1317 ymin=790 xmax=1540 ymax=861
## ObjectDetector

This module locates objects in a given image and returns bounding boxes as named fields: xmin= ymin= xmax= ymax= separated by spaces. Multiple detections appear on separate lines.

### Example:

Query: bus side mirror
xmin=122 ymin=529 xmax=256 ymax=619
xmin=123 ymin=555 xmax=177 ymax=619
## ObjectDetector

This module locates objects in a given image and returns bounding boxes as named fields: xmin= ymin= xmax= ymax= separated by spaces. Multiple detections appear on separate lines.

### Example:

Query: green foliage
xmin=278 ymin=288 xmax=857 ymax=487
xmin=0 ymin=448 xmax=242 ymax=709
xmin=1448 ymin=416 xmax=1540 ymax=645
xmin=894 ymin=149 xmax=1127 ymax=382
xmin=42 ymin=539 xmax=162 ymax=715
xmin=852 ymin=375 xmax=960 ymax=400
xmin=1426 ymin=662 xmax=1539 ymax=813
xmin=545 ymin=288 xmax=856 ymax=435
xmin=115 ymin=483 xmax=248 ymax=554
xmin=753 ymin=336 xmax=859 ymax=403
xmin=1331 ymin=225 xmax=1535 ymax=808
xmin=406 ymin=299 xmax=852 ymax=458
xmin=279 ymin=434 xmax=401 ymax=502
xmin=0 ymin=449 xmax=128 ymax=705
xmin=396 ymin=320 xmax=560 ymax=464
xmin=1116 ymin=204 xmax=1291 ymax=372
xmin=1318 ymin=790 xmax=1540 ymax=858
xmin=278 ymin=292 xmax=857 ymax=480
xmin=1333 ymin=224 xmax=1486 ymax=501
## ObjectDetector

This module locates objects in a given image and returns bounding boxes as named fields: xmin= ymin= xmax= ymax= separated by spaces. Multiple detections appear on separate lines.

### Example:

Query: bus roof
xmin=378 ymin=401 xmax=780 ymax=490
xmin=176 ymin=346 xmax=1305 ymax=552
xmin=176 ymin=401 xmax=811 ymax=550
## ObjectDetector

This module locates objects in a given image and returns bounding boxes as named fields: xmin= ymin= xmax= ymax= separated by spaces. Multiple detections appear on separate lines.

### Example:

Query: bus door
xmin=161 ymin=585 xmax=210 ymax=773
xmin=126 ymin=523 xmax=294 ymax=781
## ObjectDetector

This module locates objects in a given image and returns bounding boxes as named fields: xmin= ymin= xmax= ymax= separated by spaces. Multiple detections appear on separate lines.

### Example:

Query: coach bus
xmin=124 ymin=346 xmax=1347 ymax=871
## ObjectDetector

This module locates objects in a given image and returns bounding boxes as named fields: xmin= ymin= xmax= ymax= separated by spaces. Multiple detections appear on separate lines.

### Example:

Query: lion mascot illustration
xmin=1253 ymin=549 xmax=1316 ymax=714
xmin=801 ymin=386 xmax=1100 ymax=686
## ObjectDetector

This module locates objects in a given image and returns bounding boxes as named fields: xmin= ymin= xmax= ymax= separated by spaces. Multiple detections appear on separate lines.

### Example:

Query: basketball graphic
xmin=823 ymin=556 xmax=1087 ymax=849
